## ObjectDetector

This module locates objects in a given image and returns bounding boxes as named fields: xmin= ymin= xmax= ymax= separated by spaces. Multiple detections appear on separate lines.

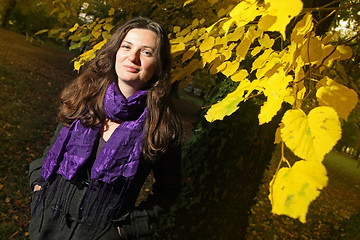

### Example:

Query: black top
xmin=28 ymin=124 xmax=181 ymax=240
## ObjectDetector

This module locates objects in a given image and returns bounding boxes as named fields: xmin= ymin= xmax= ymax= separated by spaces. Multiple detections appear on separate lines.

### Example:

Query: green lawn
xmin=324 ymin=151 xmax=360 ymax=180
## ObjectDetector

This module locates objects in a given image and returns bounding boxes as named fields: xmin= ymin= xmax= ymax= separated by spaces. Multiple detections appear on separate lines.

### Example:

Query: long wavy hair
xmin=58 ymin=17 xmax=182 ymax=161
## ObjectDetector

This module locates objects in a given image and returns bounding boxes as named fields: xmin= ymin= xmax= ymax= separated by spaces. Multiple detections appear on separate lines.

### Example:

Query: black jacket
xmin=28 ymin=124 xmax=181 ymax=240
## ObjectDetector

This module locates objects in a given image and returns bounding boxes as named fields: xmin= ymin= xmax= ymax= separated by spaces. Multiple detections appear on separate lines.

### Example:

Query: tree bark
xmin=1 ymin=0 xmax=16 ymax=29
xmin=153 ymin=79 xmax=283 ymax=240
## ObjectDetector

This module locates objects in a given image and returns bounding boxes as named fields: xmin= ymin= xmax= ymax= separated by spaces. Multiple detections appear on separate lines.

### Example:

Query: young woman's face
xmin=115 ymin=28 xmax=158 ymax=97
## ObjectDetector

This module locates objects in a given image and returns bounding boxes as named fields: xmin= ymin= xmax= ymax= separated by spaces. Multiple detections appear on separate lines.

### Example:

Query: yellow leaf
xmin=222 ymin=19 xmax=235 ymax=35
xmin=259 ymin=94 xmax=286 ymax=124
xmin=216 ymin=61 xmax=227 ymax=73
xmin=182 ymin=46 xmax=197 ymax=62
xmin=108 ymin=8 xmax=115 ymax=16
xmin=35 ymin=29 xmax=49 ymax=36
xmin=252 ymin=49 xmax=274 ymax=71
xmin=227 ymin=26 xmax=245 ymax=42
xmin=221 ymin=61 xmax=240 ymax=77
xmin=236 ymin=26 xmax=255 ymax=62
xmin=291 ymin=12 xmax=314 ymax=44
xmin=265 ymin=0 xmax=303 ymax=38
xmin=103 ymin=23 xmax=114 ymax=32
xmin=263 ymin=62 xmax=282 ymax=79
xmin=281 ymin=107 xmax=341 ymax=162
xmin=258 ymin=68 xmax=293 ymax=124
xmin=258 ymin=15 xmax=277 ymax=31
xmin=79 ymin=49 xmax=96 ymax=61
xmin=205 ymin=18 xmax=224 ymax=33
xmin=184 ymin=0 xmax=196 ymax=7
xmin=202 ymin=49 xmax=218 ymax=63
xmin=192 ymin=18 xmax=200 ymax=28
xmin=229 ymin=0 xmax=257 ymax=18
xmin=251 ymin=46 xmax=262 ymax=56
xmin=269 ymin=160 xmax=328 ymax=223
xmin=91 ymin=29 xmax=102 ymax=39
xmin=300 ymin=35 xmax=323 ymax=64
xmin=69 ymin=23 xmax=79 ymax=32
xmin=230 ymin=0 xmax=261 ymax=30
xmin=259 ymin=34 xmax=275 ymax=49
xmin=93 ymin=39 xmax=107 ymax=50
xmin=205 ymin=80 xmax=251 ymax=122
xmin=199 ymin=36 xmax=215 ymax=52
xmin=173 ymin=26 xmax=181 ymax=33
xmin=317 ymin=45 xmax=339 ymax=69
xmin=171 ymin=42 xmax=186 ymax=57
xmin=74 ymin=61 xmax=82 ymax=71
xmin=336 ymin=45 xmax=353 ymax=60
xmin=208 ymin=0 xmax=217 ymax=6
xmin=209 ymin=58 xmax=223 ymax=74
xmin=222 ymin=47 xmax=233 ymax=61
xmin=231 ymin=69 xmax=249 ymax=82
xmin=316 ymin=77 xmax=358 ymax=120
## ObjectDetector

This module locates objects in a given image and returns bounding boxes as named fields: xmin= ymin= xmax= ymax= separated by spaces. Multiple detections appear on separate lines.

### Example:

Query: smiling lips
xmin=124 ymin=65 xmax=140 ymax=73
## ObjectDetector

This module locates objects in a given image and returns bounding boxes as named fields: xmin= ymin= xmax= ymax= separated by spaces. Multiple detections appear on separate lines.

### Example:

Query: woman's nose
xmin=128 ymin=50 xmax=140 ymax=63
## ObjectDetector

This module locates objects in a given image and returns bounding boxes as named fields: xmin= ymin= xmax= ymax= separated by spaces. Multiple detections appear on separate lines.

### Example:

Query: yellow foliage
xmin=291 ymin=12 xmax=314 ymax=44
xmin=269 ymin=160 xmax=328 ymax=223
xmin=171 ymin=42 xmax=186 ymax=57
xmin=199 ymin=36 xmax=215 ymax=52
xmin=221 ymin=60 xmax=240 ymax=77
xmin=258 ymin=34 xmax=275 ymax=49
xmin=229 ymin=0 xmax=262 ymax=30
xmin=205 ymin=80 xmax=251 ymax=122
xmin=281 ymin=107 xmax=341 ymax=162
xmin=69 ymin=23 xmax=79 ymax=32
xmin=182 ymin=46 xmax=197 ymax=62
xmin=184 ymin=0 xmax=196 ymax=7
xmin=93 ymin=39 xmax=107 ymax=50
xmin=252 ymin=49 xmax=274 ymax=71
xmin=201 ymin=49 xmax=219 ymax=63
xmin=235 ymin=26 xmax=256 ymax=62
xmin=316 ymin=77 xmax=358 ymax=120
xmin=108 ymin=8 xmax=115 ymax=16
xmin=231 ymin=69 xmax=249 ymax=82
xmin=264 ymin=0 xmax=303 ymax=38
xmin=258 ymin=15 xmax=277 ymax=31
xmin=258 ymin=70 xmax=293 ymax=124
xmin=300 ymin=35 xmax=324 ymax=64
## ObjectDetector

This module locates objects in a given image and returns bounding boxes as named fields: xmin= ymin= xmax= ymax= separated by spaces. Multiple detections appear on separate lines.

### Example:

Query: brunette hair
xmin=58 ymin=17 xmax=182 ymax=160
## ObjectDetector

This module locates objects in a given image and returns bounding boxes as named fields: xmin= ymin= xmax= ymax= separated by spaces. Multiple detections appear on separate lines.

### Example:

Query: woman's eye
xmin=121 ymin=45 xmax=130 ymax=49
xmin=142 ymin=50 xmax=153 ymax=56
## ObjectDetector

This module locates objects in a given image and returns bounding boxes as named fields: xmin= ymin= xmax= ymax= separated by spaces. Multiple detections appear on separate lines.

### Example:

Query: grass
xmin=324 ymin=151 xmax=360 ymax=180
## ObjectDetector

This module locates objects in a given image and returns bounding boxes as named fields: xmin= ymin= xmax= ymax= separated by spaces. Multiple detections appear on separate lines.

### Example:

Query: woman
xmin=28 ymin=17 xmax=182 ymax=239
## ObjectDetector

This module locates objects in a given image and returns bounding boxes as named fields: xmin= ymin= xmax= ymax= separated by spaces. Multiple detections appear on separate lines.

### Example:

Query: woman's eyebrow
xmin=123 ymin=40 xmax=155 ymax=50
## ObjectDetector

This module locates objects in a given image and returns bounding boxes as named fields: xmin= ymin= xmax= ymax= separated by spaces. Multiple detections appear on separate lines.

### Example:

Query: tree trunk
xmin=153 ymin=79 xmax=283 ymax=240
xmin=1 ymin=0 xmax=16 ymax=29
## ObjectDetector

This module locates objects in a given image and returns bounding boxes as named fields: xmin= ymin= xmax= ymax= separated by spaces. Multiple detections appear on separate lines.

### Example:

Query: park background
xmin=0 ymin=0 xmax=359 ymax=239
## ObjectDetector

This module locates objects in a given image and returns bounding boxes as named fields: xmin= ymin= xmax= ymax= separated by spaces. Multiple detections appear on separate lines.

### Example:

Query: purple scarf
xmin=40 ymin=82 xmax=147 ymax=184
